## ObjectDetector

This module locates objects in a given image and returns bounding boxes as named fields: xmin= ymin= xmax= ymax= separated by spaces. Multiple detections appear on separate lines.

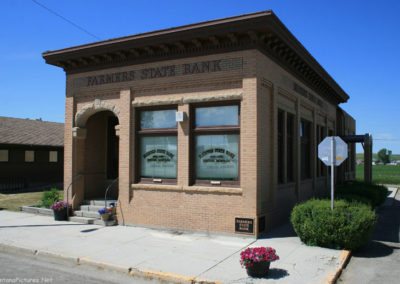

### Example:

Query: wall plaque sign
xmin=235 ymin=218 xmax=254 ymax=234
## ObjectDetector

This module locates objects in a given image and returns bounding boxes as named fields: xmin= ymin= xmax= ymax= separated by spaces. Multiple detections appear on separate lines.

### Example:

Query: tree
xmin=377 ymin=148 xmax=391 ymax=164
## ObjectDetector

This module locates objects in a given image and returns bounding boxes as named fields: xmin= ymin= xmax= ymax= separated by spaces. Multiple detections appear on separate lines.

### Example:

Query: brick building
xmin=43 ymin=11 xmax=355 ymax=237
xmin=0 ymin=117 xmax=64 ymax=191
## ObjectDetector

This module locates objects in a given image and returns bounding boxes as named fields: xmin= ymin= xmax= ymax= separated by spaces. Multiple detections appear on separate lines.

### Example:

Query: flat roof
xmin=43 ymin=10 xmax=349 ymax=103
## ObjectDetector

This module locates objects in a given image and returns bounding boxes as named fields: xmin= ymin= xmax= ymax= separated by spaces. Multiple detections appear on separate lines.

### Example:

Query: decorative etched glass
xmin=140 ymin=136 xmax=177 ymax=179
xmin=195 ymin=134 xmax=238 ymax=180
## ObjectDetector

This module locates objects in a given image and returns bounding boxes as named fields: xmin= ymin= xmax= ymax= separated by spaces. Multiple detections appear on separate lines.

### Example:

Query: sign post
xmin=318 ymin=136 xmax=348 ymax=210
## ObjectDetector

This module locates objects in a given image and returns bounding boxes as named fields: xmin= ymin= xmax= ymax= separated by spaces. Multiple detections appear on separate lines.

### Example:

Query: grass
xmin=0 ymin=190 xmax=63 ymax=212
xmin=356 ymin=164 xmax=400 ymax=184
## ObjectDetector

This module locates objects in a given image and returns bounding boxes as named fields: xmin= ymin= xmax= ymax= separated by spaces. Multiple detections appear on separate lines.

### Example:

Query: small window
xmin=137 ymin=108 xmax=178 ymax=183
xmin=25 ymin=150 xmax=35 ymax=162
xmin=192 ymin=103 xmax=240 ymax=186
xmin=195 ymin=105 xmax=238 ymax=127
xmin=49 ymin=151 xmax=58 ymax=162
xmin=0 ymin=150 xmax=8 ymax=162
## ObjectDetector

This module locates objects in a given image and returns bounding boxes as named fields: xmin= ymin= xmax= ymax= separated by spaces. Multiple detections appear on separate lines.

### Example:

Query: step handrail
xmin=66 ymin=173 xmax=83 ymax=218
xmin=104 ymin=177 xmax=119 ymax=209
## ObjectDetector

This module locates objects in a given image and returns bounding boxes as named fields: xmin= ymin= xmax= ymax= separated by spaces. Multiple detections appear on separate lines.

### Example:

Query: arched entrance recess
xmin=75 ymin=104 xmax=120 ymax=200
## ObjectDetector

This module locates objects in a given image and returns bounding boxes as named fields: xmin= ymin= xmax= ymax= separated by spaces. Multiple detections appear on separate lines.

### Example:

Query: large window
xmin=316 ymin=125 xmax=326 ymax=177
xmin=192 ymin=103 xmax=240 ymax=186
xmin=277 ymin=110 xmax=295 ymax=184
xmin=137 ymin=108 xmax=177 ymax=183
xmin=277 ymin=110 xmax=284 ymax=184
xmin=300 ymin=120 xmax=311 ymax=180
xmin=286 ymin=113 xmax=295 ymax=182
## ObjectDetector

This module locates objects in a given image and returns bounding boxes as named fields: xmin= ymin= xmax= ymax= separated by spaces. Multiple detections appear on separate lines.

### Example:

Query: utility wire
xmin=31 ymin=0 xmax=102 ymax=41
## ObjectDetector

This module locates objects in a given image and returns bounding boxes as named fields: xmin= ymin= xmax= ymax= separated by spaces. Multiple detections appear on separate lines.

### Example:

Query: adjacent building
xmin=43 ymin=11 xmax=356 ymax=237
xmin=0 ymin=117 xmax=64 ymax=191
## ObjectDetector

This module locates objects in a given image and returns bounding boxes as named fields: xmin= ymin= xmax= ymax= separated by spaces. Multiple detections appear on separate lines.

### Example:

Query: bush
xmin=291 ymin=199 xmax=376 ymax=250
xmin=41 ymin=188 xmax=61 ymax=208
xmin=336 ymin=182 xmax=388 ymax=207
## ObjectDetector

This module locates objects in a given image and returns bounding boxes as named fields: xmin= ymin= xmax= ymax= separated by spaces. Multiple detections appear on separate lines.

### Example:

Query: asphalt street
xmin=0 ymin=250 xmax=156 ymax=284
xmin=338 ymin=189 xmax=400 ymax=283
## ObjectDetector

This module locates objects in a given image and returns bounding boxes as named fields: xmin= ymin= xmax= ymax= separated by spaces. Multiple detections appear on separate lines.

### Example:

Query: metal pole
xmin=331 ymin=137 xmax=335 ymax=210
xmin=66 ymin=173 xmax=82 ymax=218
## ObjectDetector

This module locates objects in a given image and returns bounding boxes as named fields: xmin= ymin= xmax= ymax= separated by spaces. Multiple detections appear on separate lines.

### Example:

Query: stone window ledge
xmin=130 ymin=184 xmax=242 ymax=195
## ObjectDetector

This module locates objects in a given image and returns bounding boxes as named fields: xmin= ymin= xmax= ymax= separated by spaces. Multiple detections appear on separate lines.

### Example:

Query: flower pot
xmin=53 ymin=208 xmax=68 ymax=221
xmin=246 ymin=261 xmax=271 ymax=278
xmin=101 ymin=213 xmax=110 ymax=221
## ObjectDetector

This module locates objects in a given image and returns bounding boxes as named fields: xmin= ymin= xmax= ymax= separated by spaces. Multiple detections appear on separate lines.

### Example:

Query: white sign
xmin=318 ymin=136 xmax=348 ymax=210
xmin=318 ymin=136 xmax=348 ymax=166
xmin=175 ymin=111 xmax=184 ymax=122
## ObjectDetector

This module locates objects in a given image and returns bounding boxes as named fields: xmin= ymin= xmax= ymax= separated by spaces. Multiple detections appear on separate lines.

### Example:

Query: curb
xmin=324 ymin=249 xmax=351 ymax=284
xmin=0 ymin=243 xmax=220 ymax=284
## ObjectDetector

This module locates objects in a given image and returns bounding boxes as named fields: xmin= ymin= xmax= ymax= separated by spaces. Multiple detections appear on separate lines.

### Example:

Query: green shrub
xmin=335 ymin=193 xmax=373 ymax=207
xmin=291 ymin=199 xmax=376 ymax=250
xmin=41 ymin=188 xmax=61 ymax=208
xmin=336 ymin=181 xmax=388 ymax=207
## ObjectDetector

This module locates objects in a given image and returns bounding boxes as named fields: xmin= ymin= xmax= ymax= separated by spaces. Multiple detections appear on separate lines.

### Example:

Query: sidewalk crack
xmin=193 ymin=239 xmax=257 ymax=280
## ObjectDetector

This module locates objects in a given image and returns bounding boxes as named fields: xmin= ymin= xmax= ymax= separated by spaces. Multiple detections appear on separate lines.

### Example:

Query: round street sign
xmin=318 ymin=136 xmax=348 ymax=166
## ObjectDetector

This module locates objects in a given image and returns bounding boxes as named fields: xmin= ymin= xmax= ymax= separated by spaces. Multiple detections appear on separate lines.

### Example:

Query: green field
xmin=356 ymin=164 xmax=400 ymax=184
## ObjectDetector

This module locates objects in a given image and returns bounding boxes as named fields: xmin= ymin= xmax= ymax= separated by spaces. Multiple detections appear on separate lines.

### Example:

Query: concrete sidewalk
xmin=0 ymin=210 xmax=345 ymax=283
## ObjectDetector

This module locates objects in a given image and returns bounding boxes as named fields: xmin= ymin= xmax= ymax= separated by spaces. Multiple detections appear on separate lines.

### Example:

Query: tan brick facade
xmin=44 ymin=11 xmax=355 ymax=237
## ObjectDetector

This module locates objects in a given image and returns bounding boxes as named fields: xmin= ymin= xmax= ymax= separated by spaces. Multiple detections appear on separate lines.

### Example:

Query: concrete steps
xmin=67 ymin=199 xmax=118 ymax=226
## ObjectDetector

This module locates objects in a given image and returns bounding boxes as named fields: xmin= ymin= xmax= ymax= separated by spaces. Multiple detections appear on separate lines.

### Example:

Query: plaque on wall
xmin=235 ymin=218 xmax=254 ymax=234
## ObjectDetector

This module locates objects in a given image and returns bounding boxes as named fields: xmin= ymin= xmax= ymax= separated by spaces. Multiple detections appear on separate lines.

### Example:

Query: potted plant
xmin=98 ymin=207 xmax=111 ymax=221
xmin=109 ymin=203 xmax=116 ymax=215
xmin=50 ymin=201 xmax=70 ymax=221
xmin=240 ymin=247 xmax=279 ymax=278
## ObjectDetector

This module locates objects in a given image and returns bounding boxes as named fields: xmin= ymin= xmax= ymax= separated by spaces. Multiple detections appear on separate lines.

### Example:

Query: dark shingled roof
xmin=0 ymin=116 xmax=64 ymax=147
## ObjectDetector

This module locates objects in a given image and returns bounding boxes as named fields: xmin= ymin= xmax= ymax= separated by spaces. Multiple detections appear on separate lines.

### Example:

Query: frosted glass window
xmin=195 ymin=105 xmax=238 ymax=127
xmin=49 ymin=151 xmax=58 ymax=162
xmin=0 ymin=150 xmax=8 ymax=162
xmin=140 ymin=136 xmax=177 ymax=179
xmin=195 ymin=134 xmax=238 ymax=180
xmin=25 ymin=150 xmax=34 ymax=162
xmin=140 ymin=110 xmax=177 ymax=129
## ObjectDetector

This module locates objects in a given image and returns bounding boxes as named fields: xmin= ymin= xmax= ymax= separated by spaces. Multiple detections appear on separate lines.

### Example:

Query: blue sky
xmin=0 ymin=0 xmax=399 ymax=154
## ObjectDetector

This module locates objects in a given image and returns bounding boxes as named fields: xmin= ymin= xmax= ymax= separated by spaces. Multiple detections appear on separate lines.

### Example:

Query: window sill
xmin=182 ymin=186 xmax=242 ymax=195
xmin=131 ymin=184 xmax=181 ymax=191
xmin=130 ymin=184 xmax=242 ymax=195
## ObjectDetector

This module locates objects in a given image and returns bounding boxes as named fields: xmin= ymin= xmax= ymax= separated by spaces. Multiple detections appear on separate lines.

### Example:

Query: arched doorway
xmin=83 ymin=111 xmax=119 ymax=200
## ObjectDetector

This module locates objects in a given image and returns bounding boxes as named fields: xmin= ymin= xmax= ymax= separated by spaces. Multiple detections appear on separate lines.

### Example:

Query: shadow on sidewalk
xmin=352 ymin=198 xmax=400 ymax=259
xmin=267 ymin=268 xmax=290 ymax=279
xmin=259 ymin=221 xmax=297 ymax=239
xmin=0 ymin=223 xmax=88 ymax=229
